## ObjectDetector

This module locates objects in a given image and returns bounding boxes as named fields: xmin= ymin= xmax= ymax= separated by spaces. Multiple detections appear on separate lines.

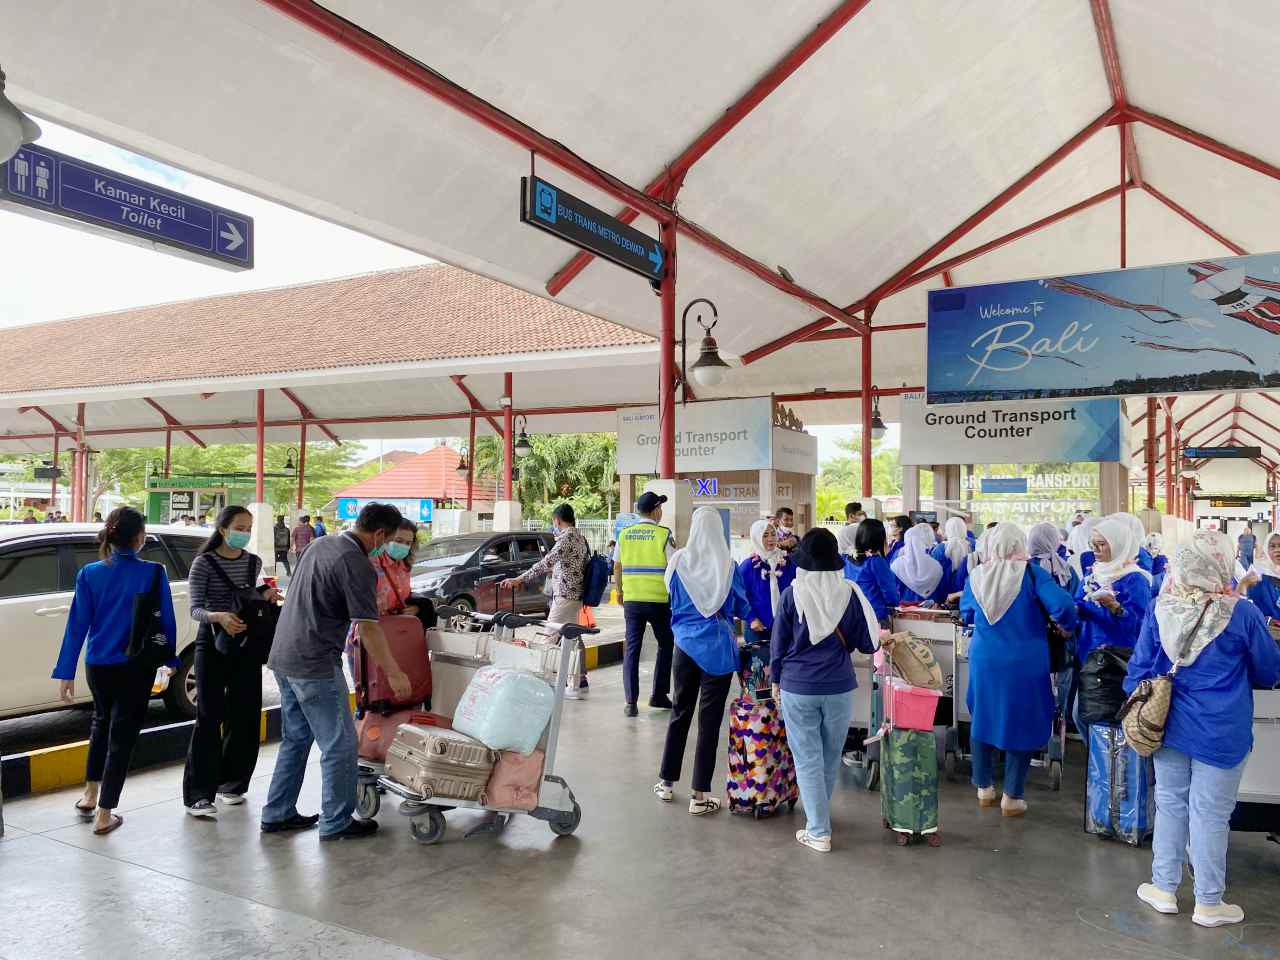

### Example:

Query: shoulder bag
xmin=126 ymin=563 xmax=171 ymax=670
xmin=207 ymin=553 xmax=279 ymax=664
xmin=1115 ymin=601 xmax=1210 ymax=757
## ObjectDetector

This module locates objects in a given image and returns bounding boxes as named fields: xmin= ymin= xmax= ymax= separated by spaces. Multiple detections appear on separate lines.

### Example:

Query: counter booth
xmin=145 ymin=473 xmax=255 ymax=525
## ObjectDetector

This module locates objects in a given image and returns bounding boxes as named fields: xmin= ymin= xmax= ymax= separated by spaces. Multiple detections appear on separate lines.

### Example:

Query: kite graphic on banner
xmin=926 ymin=252 xmax=1280 ymax=404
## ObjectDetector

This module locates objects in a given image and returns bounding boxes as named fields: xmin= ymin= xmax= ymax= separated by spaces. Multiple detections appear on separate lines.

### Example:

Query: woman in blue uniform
xmin=1127 ymin=531 xmax=1280 ymax=928
xmin=1146 ymin=533 xmax=1168 ymax=593
xmin=1067 ymin=516 xmax=1101 ymax=583
xmin=960 ymin=523 xmax=1077 ymax=817
xmin=891 ymin=522 xmax=945 ymax=604
xmin=844 ymin=519 xmax=899 ymax=628
xmin=930 ymin=516 xmax=971 ymax=600
xmin=1116 ymin=512 xmax=1156 ymax=574
xmin=1075 ymin=515 xmax=1152 ymax=667
xmin=739 ymin=519 xmax=794 ymax=672
xmin=1239 ymin=532 xmax=1280 ymax=625
xmin=656 ymin=507 xmax=750 ymax=816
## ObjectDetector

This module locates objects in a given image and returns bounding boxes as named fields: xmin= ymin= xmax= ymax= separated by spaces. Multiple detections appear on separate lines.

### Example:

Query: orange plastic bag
xmin=578 ymin=606 xmax=596 ymax=629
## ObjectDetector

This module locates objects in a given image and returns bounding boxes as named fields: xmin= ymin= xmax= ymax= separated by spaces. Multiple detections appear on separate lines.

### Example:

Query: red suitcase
xmin=358 ymin=709 xmax=451 ymax=764
xmin=354 ymin=614 xmax=432 ymax=711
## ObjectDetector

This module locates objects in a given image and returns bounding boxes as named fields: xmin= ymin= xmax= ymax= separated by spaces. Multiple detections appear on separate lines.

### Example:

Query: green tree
xmin=816 ymin=433 xmax=932 ymax=507
xmin=473 ymin=433 xmax=618 ymax=520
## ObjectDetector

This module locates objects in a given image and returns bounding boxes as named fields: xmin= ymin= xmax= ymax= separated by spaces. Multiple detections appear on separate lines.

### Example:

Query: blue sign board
xmin=521 ymin=175 xmax=664 ymax=283
xmin=337 ymin=498 xmax=434 ymax=523
xmin=1183 ymin=446 xmax=1261 ymax=461
xmin=980 ymin=477 xmax=1029 ymax=494
xmin=926 ymin=251 xmax=1280 ymax=404
xmin=1 ymin=144 xmax=253 ymax=270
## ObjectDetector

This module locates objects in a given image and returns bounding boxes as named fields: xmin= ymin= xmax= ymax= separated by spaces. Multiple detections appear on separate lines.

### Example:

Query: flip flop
xmin=93 ymin=814 xmax=124 ymax=836
xmin=74 ymin=802 xmax=96 ymax=821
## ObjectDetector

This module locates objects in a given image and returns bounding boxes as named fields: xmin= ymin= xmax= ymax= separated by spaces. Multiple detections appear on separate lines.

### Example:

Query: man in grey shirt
xmin=263 ymin=503 xmax=409 ymax=841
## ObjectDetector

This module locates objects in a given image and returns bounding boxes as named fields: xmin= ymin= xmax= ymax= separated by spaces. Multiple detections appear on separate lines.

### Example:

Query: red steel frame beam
xmin=18 ymin=405 xmax=70 ymax=434
xmin=1140 ymin=184 xmax=1247 ymax=256
xmin=775 ymin=385 xmax=920 ymax=404
xmin=1165 ymin=403 xmax=1175 ymax=512
xmin=297 ymin=422 xmax=307 ymax=511
xmin=1178 ymin=394 xmax=1226 ymax=430
xmin=1128 ymin=106 xmax=1280 ymax=186
xmin=50 ymin=432 xmax=59 ymax=507
xmin=1146 ymin=398 xmax=1157 ymax=508
xmin=502 ymin=373 xmax=514 ymax=502
xmin=466 ymin=414 xmax=476 ymax=512
xmin=73 ymin=402 xmax=86 ymax=523
xmin=142 ymin=397 xmax=206 ymax=449
xmin=449 ymin=376 xmax=502 ymax=434
xmin=741 ymin=108 xmax=1119 ymax=364
xmin=659 ymin=223 xmax=677 ymax=478
xmin=546 ymin=0 xmax=871 ymax=297
xmin=255 ymin=390 xmax=266 ymax=504
xmin=280 ymin=387 xmax=342 ymax=445
xmin=260 ymin=0 xmax=864 ymax=335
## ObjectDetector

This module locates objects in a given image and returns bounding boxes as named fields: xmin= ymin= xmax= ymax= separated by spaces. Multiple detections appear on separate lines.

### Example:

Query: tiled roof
xmin=336 ymin=444 xmax=494 ymax=503
xmin=0 ymin=265 xmax=653 ymax=394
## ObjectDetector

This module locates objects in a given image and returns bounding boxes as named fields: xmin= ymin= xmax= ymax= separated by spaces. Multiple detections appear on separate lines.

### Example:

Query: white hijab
xmin=891 ymin=523 xmax=944 ymax=597
xmin=665 ymin=507 xmax=734 ymax=618
xmin=748 ymin=518 xmax=785 ymax=615
xmin=1088 ymin=516 xmax=1152 ymax=590
xmin=792 ymin=569 xmax=855 ymax=642
xmin=1145 ymin=532 xmax=1164 ymax=557
xmin=970 ymin=527 xmax=989 ymax=572
xmin=942 ymin=516 xmax=971 ymax=571
xmin=968 ymin=522 xmax=1029 ymax=626
xmin=1027 ymin=520 xmax=1072 ymax=588
xmin=1116 ymin=513 xmax=1151 ymax=558
xmin=1067 ymin=516 xmax=1101 ymax=579
xmin=836 ymin=522 xmax=859 ymax=557
xmin=1248 ymin=533 xmax=1280 ymax=582
xmin=1155 ymin=529 xmax=1239 ymax=666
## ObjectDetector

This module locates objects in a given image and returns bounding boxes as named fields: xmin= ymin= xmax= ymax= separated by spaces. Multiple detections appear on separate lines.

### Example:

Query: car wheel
xmin=450 ymin=596 xmax=475 ymax=615
xmin=164 ymin=648 xmax=198 ymax=720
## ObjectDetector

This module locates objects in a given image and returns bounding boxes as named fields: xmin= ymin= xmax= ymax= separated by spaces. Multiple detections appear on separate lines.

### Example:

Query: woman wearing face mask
xmin=1127 ymin=531 xmax=1279 ymax=927
xmin=182 ymin=506 xmax=281 ymax=818
xmin=844 ymin=519 xmax=900 ymax=629
xmin=739 ymin=520 xmax=794 ymax=654
xmin=891 ymin=522 xmax=946 ymax=605
xmin=961 ymin=523 xmax=1077 ymax=816
xmin=345 ymin=519 xmax=423 ymax=674
xmin=931 ymin=516 xmax=972 ymax=600
xmin=655 ymin=507 xmax=751 ymax=816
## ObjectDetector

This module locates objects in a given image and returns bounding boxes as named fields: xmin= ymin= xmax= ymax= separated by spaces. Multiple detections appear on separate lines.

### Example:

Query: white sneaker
xmin=216 ymin=793 xmax=246 ymax=806
xmin=185 ymin=800 xmax=218 ymax=819
xmin=1001 ymin=795 xmax=1027 ymax=818
xmin=653 ymin=781 xmax=673 ymax=802
xmin=689 ymin=796 xmax=722 ymax=816
xmin=796 ymin=830 xmax=832 ymax=853
xmin=1193 ymin=901 xmax=1244 ymax=927
xmin=1137 ymin=883 xmax=1178 ymax=915
xmin=563 ymin=686 xmax=581 ymax=701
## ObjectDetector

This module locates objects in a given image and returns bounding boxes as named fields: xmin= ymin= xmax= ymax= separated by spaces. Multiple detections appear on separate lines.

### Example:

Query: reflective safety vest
xmin=618 ymin=521 xmax=672 ymax=603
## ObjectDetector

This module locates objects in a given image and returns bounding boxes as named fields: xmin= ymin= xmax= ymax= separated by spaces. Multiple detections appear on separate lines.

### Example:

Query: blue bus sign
xmin=1 ymin=144 xmax=253 ymax=270
xmin=521 ymin=175 xmax=664 ymax=284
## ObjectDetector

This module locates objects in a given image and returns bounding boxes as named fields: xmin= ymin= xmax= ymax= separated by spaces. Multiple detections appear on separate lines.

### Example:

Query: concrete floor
xmin=2 ymin=655 xmax=1278 ymax=960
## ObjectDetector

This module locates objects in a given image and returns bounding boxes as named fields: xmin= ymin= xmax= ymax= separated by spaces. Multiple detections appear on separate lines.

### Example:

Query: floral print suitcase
xmin=726 ymin=692 xmax=799 ymax=819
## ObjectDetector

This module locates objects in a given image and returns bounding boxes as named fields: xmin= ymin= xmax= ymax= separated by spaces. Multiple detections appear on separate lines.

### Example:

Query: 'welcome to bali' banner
xmin=926 ymin=253 xmax=1280 ymax=404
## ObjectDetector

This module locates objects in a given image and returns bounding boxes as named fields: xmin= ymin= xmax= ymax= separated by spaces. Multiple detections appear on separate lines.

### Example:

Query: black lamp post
xmin=680 ymin=298 xmax=731 ymax=404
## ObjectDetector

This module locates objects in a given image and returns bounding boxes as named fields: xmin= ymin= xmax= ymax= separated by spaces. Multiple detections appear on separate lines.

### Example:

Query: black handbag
xmin=1079 ymin=645 xmax=1135 ymax=724
xmin=1046 ymin=624 xmax=1071 ymax=674
xmin=125 ymin=563 xmax=171 ymax=670
xmin=207 ymin=554 xmax=279 ymax=664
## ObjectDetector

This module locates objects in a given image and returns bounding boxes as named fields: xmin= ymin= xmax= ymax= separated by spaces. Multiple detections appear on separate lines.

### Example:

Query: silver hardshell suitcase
xmin=385 ymin=724 xmax=496 ymax=802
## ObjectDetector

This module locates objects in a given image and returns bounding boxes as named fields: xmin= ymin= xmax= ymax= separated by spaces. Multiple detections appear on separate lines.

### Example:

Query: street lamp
xmin=0 ymin=68 xmax=41 ymax=163
xmin=681 ymin=298 xmax=731 ymax=401
xmin=513 ymin=416 xmax=533 ymax=458
xmin=456 ymin=447 xmax=470 ymax=474
xmin=869 ymin=388 xmax=887 ymax=442
xmin=283 ymin=447 xmax=298 ymax=473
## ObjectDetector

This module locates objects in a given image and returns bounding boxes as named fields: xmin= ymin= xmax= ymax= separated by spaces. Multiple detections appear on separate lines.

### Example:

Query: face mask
xmin=369 ymin=541 xmax=386 ymax=559
xmin=386 ymin=542 xmax=411 ymax=561
xmin=778 ymin=525 xmax=793 ymax=535
xmin=225 ymin=530 xmax=252 ymax=550
xmin=552 ymin=524 xmax=566 ymax=539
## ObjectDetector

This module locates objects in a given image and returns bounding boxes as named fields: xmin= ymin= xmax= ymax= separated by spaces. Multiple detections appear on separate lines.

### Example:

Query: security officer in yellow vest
xmin=612 ymin=492 xmax=677 ymax=718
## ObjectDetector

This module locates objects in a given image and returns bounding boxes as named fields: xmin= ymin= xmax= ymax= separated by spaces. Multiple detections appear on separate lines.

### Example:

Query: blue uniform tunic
xmin=929 ymin=543 xmax=969 ymax=598
xmin=769 ymin=586 xmax=875 ymax=696
xmin=846 ymin=555 xmax=900 ymax=623
xmin=1137 ymin=547 xmax=1154 ymax=573
xmin=960 ymin=565 xmax=1078 ymax=752
xmin=1124 ymin=601 xmax=1280 ymax=768
xmin=668 ymin=567 xmax=751 ymax=677
xmin=1246 ymin=575 xmax=1280 ymax=621
xmin=1075 ymin=570 xmax=1151 ymax=663
xmin=737 ymin=554 xmax=795 ymax=633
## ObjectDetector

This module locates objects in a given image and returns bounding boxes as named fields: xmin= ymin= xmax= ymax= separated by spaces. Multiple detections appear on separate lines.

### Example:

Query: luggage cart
xmin=890 ymin=607 xmax=971 ymax=781
xmin=378 ymin=610 xmax=595 ymax=844
xmin=1231 ymin=688 xmax=1280 ymax=840
xmin=841 ymin=652 xmax=880 ymax=789
xmin=1029 ymin=667 xmax=1068 ymax=791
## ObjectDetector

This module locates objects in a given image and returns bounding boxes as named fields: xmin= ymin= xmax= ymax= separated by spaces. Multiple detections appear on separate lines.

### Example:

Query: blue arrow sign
xmin=648 ymin=242 xmax=664 ymax=276
xmin=1 ymin=144 xmax=253 ymax=270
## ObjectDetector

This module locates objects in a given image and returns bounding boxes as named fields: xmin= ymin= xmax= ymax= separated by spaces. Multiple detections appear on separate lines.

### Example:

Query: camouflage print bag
xmin=880 ymin=727 xmax=939 ymax=837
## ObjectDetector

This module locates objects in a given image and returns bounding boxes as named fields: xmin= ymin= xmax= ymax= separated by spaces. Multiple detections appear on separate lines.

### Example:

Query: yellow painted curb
xmin=27 ymin=740 xmax=91 ymax=793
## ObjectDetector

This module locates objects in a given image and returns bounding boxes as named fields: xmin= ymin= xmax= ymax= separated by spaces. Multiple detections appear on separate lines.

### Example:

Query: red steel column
xmin=466 ymin=413 xmax=476 ymax=511
xmin=1146 ymin=399 xmax=1157 ymax=509
xmin=163 ymin=428 xmax=172 ymax=478
xmin=503 ymin=373 xmax=514 ymax=501
xmin=658 ymin=221 xmax=677 ymax=479
xmin=1120 ymin=124 xmax=1128 ymax=269
xmin=860 ymin=333 xmax=873 ymax=497
xmin=1165 ymin=405 xmax=1175 ymax=516
xmin=73 ymin=403 xmax=86 ymax=522
xmin=255 ymin=390 xmax=266 ymax=504
xmin=296 ymin=423 xmax=307 ymax=511
xmin=49 ymin=432 xmax=59 ymax=509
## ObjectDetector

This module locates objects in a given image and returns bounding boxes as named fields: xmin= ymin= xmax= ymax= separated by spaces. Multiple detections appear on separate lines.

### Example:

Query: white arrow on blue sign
xmin=1 ymin=144 xmax=254 ymax=271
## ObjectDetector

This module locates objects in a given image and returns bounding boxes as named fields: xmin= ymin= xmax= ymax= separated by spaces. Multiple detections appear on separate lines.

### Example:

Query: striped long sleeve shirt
xmin=188 ymin=552 xmax=262 ymax=622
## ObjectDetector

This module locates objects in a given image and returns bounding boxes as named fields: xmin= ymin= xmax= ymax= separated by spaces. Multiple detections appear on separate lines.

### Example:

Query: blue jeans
xmin=971 ymin=740 xmax=1033 ymax=799
xmin=263 ymin=667 xmax=357 ymax=837
xmin=780 ymin=689 xmax=854 ymax=839
xmin=1151 ymin=747 xmax=1246 ymax=905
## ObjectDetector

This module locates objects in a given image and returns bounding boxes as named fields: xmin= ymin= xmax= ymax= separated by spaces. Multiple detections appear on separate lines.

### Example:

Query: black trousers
xmin=85 ymin=660 xmax=153 ymax=810
xmin=622 ymin=601 xmax=675 ymax=706
xmin=275 ymin=550 xmax=291 ymax=575
xmin=183 ymin=632 xmax=263 ymax=805
xmin=659 ymin=647 xmax=733 ymax=793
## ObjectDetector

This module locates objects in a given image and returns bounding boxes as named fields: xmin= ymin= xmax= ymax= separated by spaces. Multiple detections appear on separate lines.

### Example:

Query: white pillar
xmin=493 ymin=500 xmax=523 ymax=533
xmin=902 ymin=465 xmax=921 ymax=514
xmin=248 ymin=502 xmax=276 ymax=574
xmin=1100 ymin=462 xmax=1129 ymax=516
xmin=759 ymin=469 xmax=777 ymax=520
xmin=620 ymin=473 xmax=634 ymax=514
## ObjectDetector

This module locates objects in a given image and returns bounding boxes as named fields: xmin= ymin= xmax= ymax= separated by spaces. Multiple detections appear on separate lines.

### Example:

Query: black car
xmin=409 ymin=531 xmax=555 ymax=615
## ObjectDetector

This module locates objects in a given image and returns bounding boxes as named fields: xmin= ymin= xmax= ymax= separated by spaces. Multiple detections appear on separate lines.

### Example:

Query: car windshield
xmin=413 ymin=536 xmax=489 ymax=567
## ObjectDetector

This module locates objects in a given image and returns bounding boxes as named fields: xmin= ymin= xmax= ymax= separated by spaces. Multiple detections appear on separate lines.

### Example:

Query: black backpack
xmin=125 ymin=563 xmax=172 ymax=670
xmin=207 ymin=553 xmax=279 ymax=664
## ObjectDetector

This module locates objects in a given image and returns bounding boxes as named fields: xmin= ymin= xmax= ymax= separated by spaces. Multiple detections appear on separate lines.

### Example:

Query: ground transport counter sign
xmin=521 ymin=175 xmax=664 ymax=283
xmin=926 ymin=252 xmax=1280 ymax=403
xmin=1 ymin=144 xmax=253 ymax=270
